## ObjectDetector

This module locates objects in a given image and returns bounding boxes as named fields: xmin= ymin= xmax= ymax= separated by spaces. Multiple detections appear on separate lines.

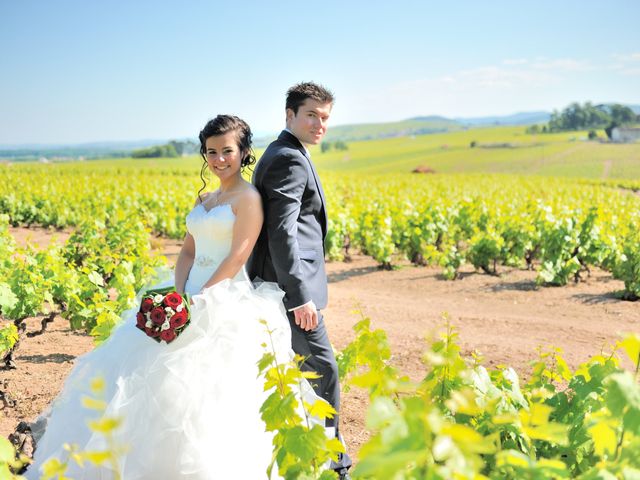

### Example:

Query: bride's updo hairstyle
xmin=197 ymin=114 xmax=257 ymax=200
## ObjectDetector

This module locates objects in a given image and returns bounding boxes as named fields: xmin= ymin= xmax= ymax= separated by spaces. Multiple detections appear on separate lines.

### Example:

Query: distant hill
xmin=322 ymin=117 xmax=461 ymax=142
xmin=628 ymin=104 xmax=640 ymax=115
xmin=320 ymin=112 xmax=552 ymax=142
xmin=454 ymin=111 xmax=551 ymax=126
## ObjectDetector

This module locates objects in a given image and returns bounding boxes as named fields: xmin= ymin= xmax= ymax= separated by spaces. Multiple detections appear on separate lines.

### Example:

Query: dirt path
xmin=2 ymin=229 xmax=639 ymax=462
xmin=8 ymin=226 xmax=72 ymax=248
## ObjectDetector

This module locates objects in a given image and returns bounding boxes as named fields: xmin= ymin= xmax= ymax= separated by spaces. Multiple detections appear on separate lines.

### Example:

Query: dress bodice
xmin=184 ymin=203 xmax=249 ymax=294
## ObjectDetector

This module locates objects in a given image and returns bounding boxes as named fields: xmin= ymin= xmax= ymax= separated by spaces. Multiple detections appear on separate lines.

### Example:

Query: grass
xmin=310 ymin=126 xmax=640 ymax=179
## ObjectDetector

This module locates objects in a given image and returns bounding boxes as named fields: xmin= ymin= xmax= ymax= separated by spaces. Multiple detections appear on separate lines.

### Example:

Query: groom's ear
xmin=285 ymin=108 xmax=294 ymax=123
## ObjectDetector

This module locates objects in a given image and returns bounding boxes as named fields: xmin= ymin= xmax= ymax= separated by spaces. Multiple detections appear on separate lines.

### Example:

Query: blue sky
xmin=1 ymin=0 xmax=639 ymax=145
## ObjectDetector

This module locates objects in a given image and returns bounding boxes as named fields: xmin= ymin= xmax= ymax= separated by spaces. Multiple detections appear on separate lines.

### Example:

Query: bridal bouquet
xmin=135 ymin=286 xmax=191 ymax=344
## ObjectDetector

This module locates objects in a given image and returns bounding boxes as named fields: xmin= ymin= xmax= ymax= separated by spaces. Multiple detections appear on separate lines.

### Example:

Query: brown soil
xmin=8 ymin=226 xmax=72 ymax=248
xmin=2 ymin=228 xmax=639 ymax=463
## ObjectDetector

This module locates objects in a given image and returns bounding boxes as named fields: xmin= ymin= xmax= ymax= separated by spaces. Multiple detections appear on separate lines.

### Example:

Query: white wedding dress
xmin=26 ymin=203 xmax=321 ymax=479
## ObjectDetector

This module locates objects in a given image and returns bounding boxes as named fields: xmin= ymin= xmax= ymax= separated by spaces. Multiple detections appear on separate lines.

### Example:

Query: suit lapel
xmin=278 ymin=130 xmax=328 ymax=237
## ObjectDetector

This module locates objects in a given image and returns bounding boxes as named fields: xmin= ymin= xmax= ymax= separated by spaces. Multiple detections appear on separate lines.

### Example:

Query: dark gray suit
xmin=248 ymin=130 xmax=351 ymax=471
xmin=249 ymin=130 xmax=328 ymax=310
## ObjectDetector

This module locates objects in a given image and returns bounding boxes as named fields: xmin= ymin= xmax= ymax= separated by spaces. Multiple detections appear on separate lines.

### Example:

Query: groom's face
xmin=286 ymin=99 xmax=332 ymax=146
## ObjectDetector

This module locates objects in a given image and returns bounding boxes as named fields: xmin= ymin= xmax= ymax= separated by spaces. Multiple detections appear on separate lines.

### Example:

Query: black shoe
xmin=337 ymin=468 xmax=351 ymax=480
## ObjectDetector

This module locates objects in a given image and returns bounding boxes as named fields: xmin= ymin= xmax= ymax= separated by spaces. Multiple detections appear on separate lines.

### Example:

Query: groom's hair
xmin=286 ymin=82 xmax=334 ymax=114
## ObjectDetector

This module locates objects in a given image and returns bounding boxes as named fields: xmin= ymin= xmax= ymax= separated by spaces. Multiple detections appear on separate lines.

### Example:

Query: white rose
xmin=165 ymin=307 xmax=175 ymax=315
xmin=154 ymin=294 xmax=163 ymax=303
xmin=176 ymin=305 xmax=183 ymax=313
xmin=161 ymin=321 xmax=170 ymax=331
xmin=145 ymin=320 xmax=153 ymax=328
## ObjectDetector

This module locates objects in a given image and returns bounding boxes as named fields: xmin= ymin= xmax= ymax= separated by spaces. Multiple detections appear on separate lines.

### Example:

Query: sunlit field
xmin=2 ymin=125 xmax=640 ymax=477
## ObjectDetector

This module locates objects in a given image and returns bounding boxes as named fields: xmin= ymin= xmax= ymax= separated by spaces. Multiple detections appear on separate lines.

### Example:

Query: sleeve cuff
xmin=288 ymin=300 xmax=313 ymax=312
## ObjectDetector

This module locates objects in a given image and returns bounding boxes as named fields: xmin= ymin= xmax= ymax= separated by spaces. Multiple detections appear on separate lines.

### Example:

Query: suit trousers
xmin=286 ymin=310 xmax=352 ymax=471
xmin=287 ymin=310 xmax=339 ymax=422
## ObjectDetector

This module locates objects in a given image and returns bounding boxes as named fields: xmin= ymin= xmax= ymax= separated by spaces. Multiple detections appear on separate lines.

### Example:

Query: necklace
xmin=206 ymin=185 xmax=241 ymax=208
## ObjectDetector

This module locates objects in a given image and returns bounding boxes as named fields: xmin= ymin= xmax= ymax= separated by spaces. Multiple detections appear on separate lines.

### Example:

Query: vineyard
xmin=326 ymin=174 xmax=640 ymax=295
xmin=1 ymin=156 xmax=640 ymax=478
xmin=2 ymin=164 xmax=639 ymax=303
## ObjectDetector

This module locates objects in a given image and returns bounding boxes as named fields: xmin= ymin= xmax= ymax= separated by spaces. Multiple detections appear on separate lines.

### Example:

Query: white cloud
xmin=530 ymin=58 xmax=593 ymax=72
xmin=330 ymin=54 xmax=639 ymax=123
xmin=394 ymin=65 xmax=559 ymax=93
xmin=611 ymin=52 xmax=640 ymax=63
xmin=608 ymin=52 xmax=640 ymax=74
xmin=503 ymin=58 xmax=528 ymax=66
xmin=456 ymin=66 xmax=557 ymax=88
xmin=619 ymin=67 xmax=640 ymax=76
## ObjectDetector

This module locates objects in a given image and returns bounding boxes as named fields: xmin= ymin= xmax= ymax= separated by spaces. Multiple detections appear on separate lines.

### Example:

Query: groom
xmin=248 ymin=82 xmax=352 ymax=478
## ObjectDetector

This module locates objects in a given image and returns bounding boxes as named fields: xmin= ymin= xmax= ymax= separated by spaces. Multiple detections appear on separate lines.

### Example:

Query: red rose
xmin=136 ymin=312 xmax=146 ymax=329
xmin=164 ymin=292 xmax=183 ymax=309
xmin=160 ymin=329 xmax=176 ymax=343
xmin=140 ymin=298 xmax=154 ymax=313
xmin=145 ymin=326 xmax=160 ymax=338
xmin=170 ymin=311 xmax=188 ymax=328
xmin=150 ymin=307 xmax=166 ymax=325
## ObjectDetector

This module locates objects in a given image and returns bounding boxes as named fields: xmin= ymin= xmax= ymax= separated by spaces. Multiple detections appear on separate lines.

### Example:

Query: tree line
xmin=527 ymin=102 xmax=638 ymax=138
xmin=320 ymin=140 xmax=349 ymax=153
xmin=131 ymin=140 xmax=199 ymax=158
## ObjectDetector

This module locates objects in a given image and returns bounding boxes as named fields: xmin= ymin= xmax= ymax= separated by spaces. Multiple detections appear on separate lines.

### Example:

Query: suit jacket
xmin=248 ymin=130 xmax=328 ymax=310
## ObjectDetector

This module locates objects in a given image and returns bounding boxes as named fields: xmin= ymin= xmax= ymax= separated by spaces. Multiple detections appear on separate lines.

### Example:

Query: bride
xmin=25 ymin=115 xmax=323 ymax=479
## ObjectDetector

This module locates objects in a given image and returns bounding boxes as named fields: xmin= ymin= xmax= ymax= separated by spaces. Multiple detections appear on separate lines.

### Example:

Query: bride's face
xmin=205 ymin=132 xmax=244 ymax=180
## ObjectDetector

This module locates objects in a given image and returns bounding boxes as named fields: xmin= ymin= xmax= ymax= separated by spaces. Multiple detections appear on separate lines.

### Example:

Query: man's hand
xmin=293 ymin=301 xmax=318 ymax=331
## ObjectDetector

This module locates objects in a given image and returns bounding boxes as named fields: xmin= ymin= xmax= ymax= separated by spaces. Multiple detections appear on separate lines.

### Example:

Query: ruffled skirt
xmin=26 ymin=279 xmax=316 ymax=479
